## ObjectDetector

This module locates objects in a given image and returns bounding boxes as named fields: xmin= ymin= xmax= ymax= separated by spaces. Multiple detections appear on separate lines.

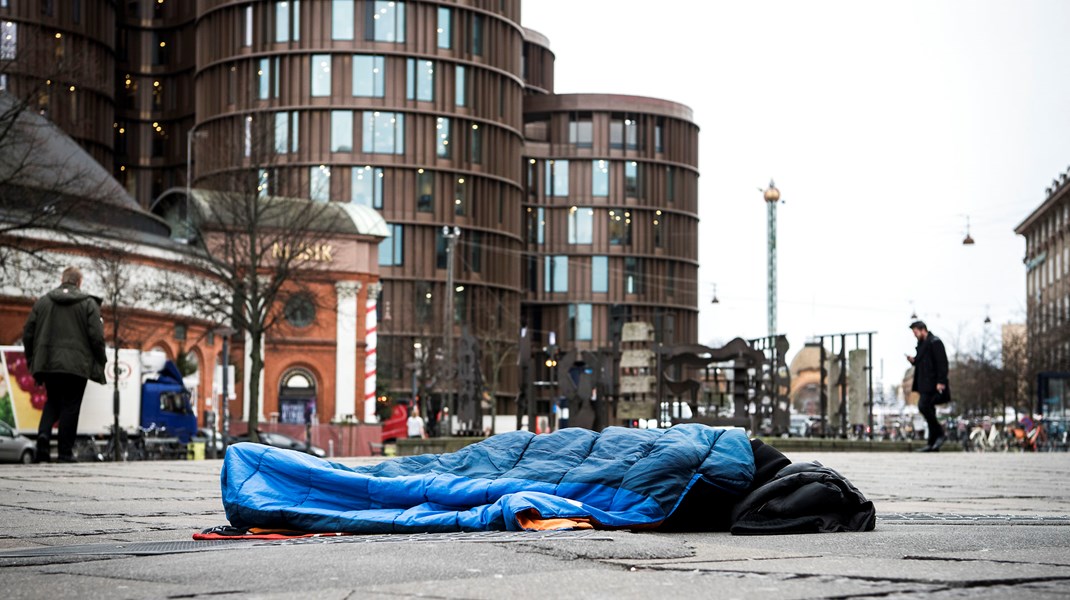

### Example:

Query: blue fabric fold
xmin=221 ymin=424 xmax=755 ymax=533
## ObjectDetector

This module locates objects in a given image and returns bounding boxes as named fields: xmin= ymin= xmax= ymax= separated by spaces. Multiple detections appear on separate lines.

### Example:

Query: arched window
xmin=278 ymin=367 xmax=317 ymax=424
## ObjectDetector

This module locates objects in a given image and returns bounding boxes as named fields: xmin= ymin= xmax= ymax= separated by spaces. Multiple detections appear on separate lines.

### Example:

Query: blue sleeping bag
xmin=221 ymin=424 xmax=755 ymax=533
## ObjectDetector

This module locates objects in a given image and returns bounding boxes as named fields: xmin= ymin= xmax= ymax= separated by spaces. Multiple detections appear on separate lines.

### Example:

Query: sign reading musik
xmin=272 ymin=242 xmax=334 ymax=262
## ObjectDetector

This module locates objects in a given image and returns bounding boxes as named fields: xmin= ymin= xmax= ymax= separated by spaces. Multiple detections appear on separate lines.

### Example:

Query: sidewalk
xmin=1 ymin=451 xmax=1068 ymax=599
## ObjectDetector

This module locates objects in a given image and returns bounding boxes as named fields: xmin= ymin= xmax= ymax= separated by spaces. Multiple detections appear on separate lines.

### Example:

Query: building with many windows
xmin=1 ymin=0 xmax=700 ymax=429
xmin=1015 ymin=166 xmax=1070 ymax=372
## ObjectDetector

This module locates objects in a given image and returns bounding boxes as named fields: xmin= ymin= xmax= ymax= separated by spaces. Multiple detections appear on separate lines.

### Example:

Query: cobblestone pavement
xmin=0 ymin=450 xmax=1067 ymax=599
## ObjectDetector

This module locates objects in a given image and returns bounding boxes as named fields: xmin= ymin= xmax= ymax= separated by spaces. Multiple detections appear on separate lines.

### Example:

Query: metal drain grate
xmin=879 ymin=513 xmax=1070 ymax=524
xmin=0 ymin=540 xmax=257 ymax=558
xmin=0 ymin=530 xmax=612 ymax=558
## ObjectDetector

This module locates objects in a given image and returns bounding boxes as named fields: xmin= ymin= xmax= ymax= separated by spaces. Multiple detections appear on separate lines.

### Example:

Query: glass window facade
xmin=243 ymin=6 xmax=252 ymax=46
xmin=625 ymin=161 xmax=639 ymax=197
xmin=571 ymin=304 xmax=593 ymax=341
xmin=353 ymin=55 xmax=385 ymax=97
xmin=545 ymin=256 xmax=568 ymax=293
xmin=330 ymin=110 xmax=352 ymax=152
xmin=592 ymin=256 xmax=608 ymax=293
xmin=454 ymin=176 xmax=467 ymax=215
xmin=332 ymin=0 xmax=354 ymax=40
xmin=455 ymin=65 xmax=467 ymax=106
xmin=625 ymin=257 xmax=641 ymax=294
xmin=569 ymin=117 xmax=592 ymax=147
xmin=257 ymin=58 xmax=271 ymax=99
xmin=417 ymin=168 xmax=433 ymax=212
xmin=609 ymin=209 xmax=632 ymax=245
xmin=437 ymin=6 xmax=451 ymax=49
xmin=546 ymin=160 xmax=569 ymax=196
xmin=406 ymin=59 xmax=434 ymax=101
xmin=367 ymin=0 xmax=405 ymax=43
xmin=311 ymin=54 xmax=331 ymax=97
xmin=310 ymin=165 xmax=331 ymax=202
xmin=1 ymin=21 xmax=16 ymax=60
xmin=352 ymin=166 xmax=383 ymax=208
xmin=469 ymin=124 xmax=482 ymax=163
xmin=470 ymin=13 xmax=483 ymax=55
xmin=653 ymin=210 xmax=664 ymax=248
xmin=592 ymin=160 xmax=609 ymax=197
xmin=274 ymin=111 xmax=289 ymax=153
xmin=379 ymin=224 xmax=403 ymax=266
xmin=568 ymin=206 xmax=593 ymax=244
xmin=362 ymin=111 xmax=405 ymax=154
xmin=436 ymin=117 xmax=451 ymax=157
xmin=276 ymin=1 xmax=301 ymax=42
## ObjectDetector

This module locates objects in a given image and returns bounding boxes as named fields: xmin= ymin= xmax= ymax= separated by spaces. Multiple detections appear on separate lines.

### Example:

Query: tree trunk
xmin=248 ymin=330 xmax=262 ymax=443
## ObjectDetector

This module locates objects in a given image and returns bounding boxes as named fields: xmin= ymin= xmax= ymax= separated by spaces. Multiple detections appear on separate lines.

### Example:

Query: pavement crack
xmin=903 ymin=555 xmax=1070 ymax=568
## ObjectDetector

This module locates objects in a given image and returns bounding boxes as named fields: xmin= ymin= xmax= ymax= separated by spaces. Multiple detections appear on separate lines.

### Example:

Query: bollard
xmin=328 ymin=439 xmax=334 ymax=458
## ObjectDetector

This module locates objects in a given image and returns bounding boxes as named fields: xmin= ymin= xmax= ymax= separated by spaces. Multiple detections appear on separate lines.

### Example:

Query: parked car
xmin=0 ymin=420 xmax=36 ymax=464
xmin=231 ymin=431 xmax=327 ymax=458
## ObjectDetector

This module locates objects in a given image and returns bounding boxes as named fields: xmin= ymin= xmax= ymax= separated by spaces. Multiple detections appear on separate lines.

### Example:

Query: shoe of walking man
xmin=22 ymin=267 xmax=107 ymax=463
xmin=906 ymin=320 xmax=949 ymax=453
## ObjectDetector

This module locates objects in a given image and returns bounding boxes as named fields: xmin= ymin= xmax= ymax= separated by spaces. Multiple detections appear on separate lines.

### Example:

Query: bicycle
xmin=968 ymin=418 xmax=1007 ymax=452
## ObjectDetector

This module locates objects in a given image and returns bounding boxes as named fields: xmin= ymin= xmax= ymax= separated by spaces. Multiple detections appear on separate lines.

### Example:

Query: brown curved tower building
xmin=521 ymin=92 xmax=700 ymax=355
xmin=3 ymin=1 xmax=700 ymax=428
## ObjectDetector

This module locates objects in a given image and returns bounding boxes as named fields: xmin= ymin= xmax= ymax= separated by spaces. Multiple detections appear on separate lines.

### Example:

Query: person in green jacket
xmin=22 ymin=267 xmax=107 ymax=463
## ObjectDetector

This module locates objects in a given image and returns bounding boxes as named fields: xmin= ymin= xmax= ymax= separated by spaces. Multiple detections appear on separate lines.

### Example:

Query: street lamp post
xmin=762 ymin=180 xmax=781 ymax=338
xmin=441 ymin=226 xmax=461 ymax=435
xmin=185 ymin=127 xmax=208 ymax=241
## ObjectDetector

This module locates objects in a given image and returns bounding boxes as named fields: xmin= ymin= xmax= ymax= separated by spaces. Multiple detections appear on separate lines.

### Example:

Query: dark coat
xmin=730 ymin=461 xmax=877 ymax=535
xmin=911 ymin=333 xmax=949 ymax=394
xmin=22 ymin=284 xmax=107 ymax=384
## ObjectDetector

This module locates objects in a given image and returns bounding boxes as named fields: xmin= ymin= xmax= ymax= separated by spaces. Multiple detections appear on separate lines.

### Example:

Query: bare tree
xmin=89 ymin=242 xmax=147 ymax=461
xmin=156 ymin=116 xmax=346 ymax=443
xmin=0 ymin=29 xmax=117 ymax=283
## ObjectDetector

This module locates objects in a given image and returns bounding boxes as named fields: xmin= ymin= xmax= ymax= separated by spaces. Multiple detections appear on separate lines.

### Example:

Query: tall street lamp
xmin=762 ymin=180 xmax=781 ymax=337
xmin=185 ymin=127 xmax=208 ymax=241
xmin=441 ymin=225 xmax=461 ymax=435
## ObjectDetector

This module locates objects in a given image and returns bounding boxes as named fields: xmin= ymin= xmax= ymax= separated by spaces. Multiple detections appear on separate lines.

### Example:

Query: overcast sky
xmin=521 ymin=0 xmax=1070 ymax=389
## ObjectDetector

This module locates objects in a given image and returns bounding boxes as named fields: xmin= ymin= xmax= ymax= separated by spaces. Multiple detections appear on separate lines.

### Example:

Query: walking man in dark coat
xmin=22 ymin=267 xmax=107 ymax=462
xmin=907 ymin=320 xmax=949 ymax=452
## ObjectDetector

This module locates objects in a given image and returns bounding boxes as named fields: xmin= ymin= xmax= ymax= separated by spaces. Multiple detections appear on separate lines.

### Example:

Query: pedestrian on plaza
xmin=22 ymin=266 xmax=107 ymax=463
xmin=906 ymin=320 xmax=949 ymax=452
xmin=407 ymin=405 xmax=426 ymax=439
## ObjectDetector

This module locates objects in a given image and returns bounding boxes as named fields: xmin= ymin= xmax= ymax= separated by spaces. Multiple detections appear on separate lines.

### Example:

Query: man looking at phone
xmin=906 ymin=320 xmax=949 ymax=452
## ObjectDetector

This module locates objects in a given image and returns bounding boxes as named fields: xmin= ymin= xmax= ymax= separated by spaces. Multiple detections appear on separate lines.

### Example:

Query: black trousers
xmin=918 ymin=392 xmax=944 ymax=446
xmin=36 ymin=373 xmax=88 ymax=461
